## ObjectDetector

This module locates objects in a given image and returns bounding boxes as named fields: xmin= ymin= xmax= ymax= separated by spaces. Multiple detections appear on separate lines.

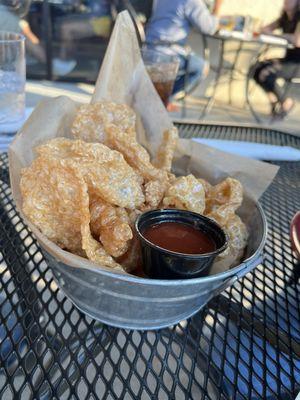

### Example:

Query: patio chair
xmin=280 ymin=67 xmax=300 ymax=107
xmin=247 ymin=63 xmax=300 ymax=123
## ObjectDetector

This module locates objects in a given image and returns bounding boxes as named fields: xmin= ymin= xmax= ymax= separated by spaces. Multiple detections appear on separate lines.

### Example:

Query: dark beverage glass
xmin=142 ymin=49 xmax=179 ymax=107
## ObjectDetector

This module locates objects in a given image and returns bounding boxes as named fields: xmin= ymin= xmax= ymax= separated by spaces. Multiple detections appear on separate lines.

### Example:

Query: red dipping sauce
xmin=142 ymin=222 xmax=216 ymax=255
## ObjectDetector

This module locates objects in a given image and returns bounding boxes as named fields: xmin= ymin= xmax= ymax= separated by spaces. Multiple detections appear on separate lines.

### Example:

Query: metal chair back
xmin=121 ymin=0 xmax=146 ymax=45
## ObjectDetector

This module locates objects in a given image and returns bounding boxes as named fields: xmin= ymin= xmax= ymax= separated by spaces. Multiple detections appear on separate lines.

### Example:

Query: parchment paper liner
xmin=9 ymin=12 xmax=279 ymax=276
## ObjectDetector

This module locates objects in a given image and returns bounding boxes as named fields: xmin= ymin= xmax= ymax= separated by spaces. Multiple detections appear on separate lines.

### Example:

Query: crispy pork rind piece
xmin=212 ymin=213 xmax=248 ymax=263
xmin=226 ymin=214 xmax=248 ymax=258
xmin=198 ymin=178 xmax=212 ymax=196
xmin=89 ymin=196 xmax=133 ymax=258
xmin=21 ymin=156 xmax=83 ymax=254
xmin=75 ymin=174 xmax=122 ymax=270
xmin=163 ymin=174 xmax=206 ymax=214
xmin=104 ymin=124 xmax=168 ymax=182
xmin=205 ymin=177 xmax=247 ymax=264
xmin=117 ymin=209 xmax=143 ymax=272
xmin=141 ymin=180 xmax=168 ymax=211
xmin=206 ymin=204 xmax=233 ymax=227
xmin=20 ymin=156 xmax=122 ymax=270
xmin=71 ymin=102 xmax=136 ymax=143
xmin=117 ymin=233 xmax=142 ymax=273
xmin=36 ymin=138 xmax=144 ymax=209
xmin=205 ymin=177 xmax=243 ymax=214
xmin=153 ymin=127 xmax=179 ymax=172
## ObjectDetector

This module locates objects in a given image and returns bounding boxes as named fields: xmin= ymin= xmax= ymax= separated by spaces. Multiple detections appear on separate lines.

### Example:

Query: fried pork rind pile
xmin=20 ymin=101 xmax=248 ymax=274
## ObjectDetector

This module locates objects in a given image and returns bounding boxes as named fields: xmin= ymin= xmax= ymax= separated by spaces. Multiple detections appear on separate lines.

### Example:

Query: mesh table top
xmin=0 ymin=123 xmax=300 ymax=400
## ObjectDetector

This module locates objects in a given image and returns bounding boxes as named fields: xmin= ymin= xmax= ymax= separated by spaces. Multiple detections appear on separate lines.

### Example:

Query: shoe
xmin=271 ymin=99 xmax=295 ymax=122
xmin=52 ymin=58 xmax=76 ymax=76
xmin=167 ymin=103 xmax=180 ymax=112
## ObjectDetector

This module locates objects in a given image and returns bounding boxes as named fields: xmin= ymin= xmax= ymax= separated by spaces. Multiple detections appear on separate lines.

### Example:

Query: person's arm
xmin=262 ymin=18 xmax=300 ymax=46
xmin=185 ymin=0 xmax=219 ymax=35
xmin=281 ymin=22 xmax=300 ymax=46
xmin=281 ymin=32 xmax=297 ymax=43
xmin=19 ymin=19 xmax=40 ymax=44
xmin=212 ymin=0 xmax=223 ymax=16
xmin=260 ymin=18 xmax=281 ymax=34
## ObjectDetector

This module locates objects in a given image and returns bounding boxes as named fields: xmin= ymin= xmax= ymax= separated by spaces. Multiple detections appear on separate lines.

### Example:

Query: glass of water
xmin=0 ymin=31 xmax=25 ymax=133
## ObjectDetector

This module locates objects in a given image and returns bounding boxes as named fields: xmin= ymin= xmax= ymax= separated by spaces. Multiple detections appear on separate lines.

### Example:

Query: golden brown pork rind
xmin=205 ymin=177 xmax=243 ymax=214
xmin=141 ymin=180 xmax=168 ymax=211
xmin=36 ymin=138 xmax=145 ymax=209
xmin=153 ymin=127 xmax=179 ymax=172
xmin=163 ymin=175 xmax=206 ymax=214
xmin=21 ymin=156 xmax=84 ymax=255
xmin=104 ymin=124 xmax=168 ymax=182
xmin=20 ymin=155 xmax=121 ymax=270
xmin=71 ymin=102 xmax=136 ymax=143
xmin=211 ymin=213 xmax=248 ymax=262
xmin=205 ymin=177 xmax=248 ymax=265
xmin=90 ymin=195 xmax=132 ymax=258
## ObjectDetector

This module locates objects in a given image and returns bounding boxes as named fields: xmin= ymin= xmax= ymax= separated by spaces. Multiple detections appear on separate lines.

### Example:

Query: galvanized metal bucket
xmin=42 ymin=196 xmax=267 ymax=330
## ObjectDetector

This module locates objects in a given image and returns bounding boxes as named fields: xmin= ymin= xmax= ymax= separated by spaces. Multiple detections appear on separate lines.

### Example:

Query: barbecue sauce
xmin=142 ymin=222 xmax=216 ymax=255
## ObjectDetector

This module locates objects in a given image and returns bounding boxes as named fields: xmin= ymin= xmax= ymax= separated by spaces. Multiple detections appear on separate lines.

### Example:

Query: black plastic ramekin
xmin=135 ymin=209 xmax=228 ymax=280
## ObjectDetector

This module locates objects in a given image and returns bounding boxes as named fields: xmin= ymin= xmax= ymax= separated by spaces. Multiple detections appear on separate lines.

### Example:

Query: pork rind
xmin=211 ymin=213 xmax=248 ymax=262
xmin=117 ymin=231 xmax=142 ymax=272
xmin=20 ymin=156 xmax=121 ymax=270
xmin=21 ymin=156 xmax=83 ymax=254
xmin=71 ymin=102 xmax=136 ymax=143
xmin=75 ymin=174 xmax=122 ymax=270
xmin=226 ymin=214 xmax=248 ymax=258
xmin=153 ymin=127 xmax=179 ymax=172
xmin=90 ymin=195 xmax=132 ymax=258
xmin=198 ymin=178 xmax=212 ymax=196
xmin=205 ymin=177 xmax=243 ymax=214
xmin=141 ymin=180 xmax=168 ymax=211
xmin=163 ymin=174 xmax=206 ymax=214
xmin=36 ymin=138 xmax=144 ymax=209
xmin=105 ymin=124 xmax=168 ymax=182
xmin=206 ymin=178 xmax=248 ymax=265
xmin=117 ymin=209 xmax=143 ymax=272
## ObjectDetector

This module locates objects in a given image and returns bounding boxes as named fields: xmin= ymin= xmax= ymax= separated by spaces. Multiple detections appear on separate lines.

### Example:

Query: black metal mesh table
xmin=1 ymin=123 xmax=300 ymax=399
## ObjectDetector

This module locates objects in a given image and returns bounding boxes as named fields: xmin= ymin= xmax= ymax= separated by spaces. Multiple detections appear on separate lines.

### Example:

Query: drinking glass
xmin=142 ymin=48 xmax=179 ymax=107
xmin=0 ymin=31 xmax=25 ymax=132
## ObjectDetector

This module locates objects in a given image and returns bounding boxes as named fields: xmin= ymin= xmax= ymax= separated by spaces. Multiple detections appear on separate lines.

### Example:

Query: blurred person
xmin=253 ymin=0 xmax=300 ymax=119
xmin=57 ymin=0 xmax=112 ymax=61
xmin=145 ymin=0 xmax=223 ymax=95
xmin=0 ymin=3 xmax=46 ymax=62
xmin=0 ymin=1 xmax=76 ymax=75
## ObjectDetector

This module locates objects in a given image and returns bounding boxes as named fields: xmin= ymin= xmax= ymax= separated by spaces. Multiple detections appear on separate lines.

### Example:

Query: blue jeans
xmin=173 ymin=52 xmax=206 ymax=95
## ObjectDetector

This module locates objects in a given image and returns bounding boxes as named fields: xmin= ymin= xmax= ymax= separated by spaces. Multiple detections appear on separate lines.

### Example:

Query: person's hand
xmin=260 ymin=26 xmax=272 ymax=34
xmin=295 ymin=32 xmax=300 ymax=47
